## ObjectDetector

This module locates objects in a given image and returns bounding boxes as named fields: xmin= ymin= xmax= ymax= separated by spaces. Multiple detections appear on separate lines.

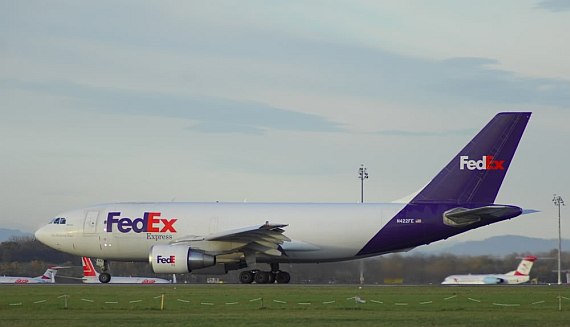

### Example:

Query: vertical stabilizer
xmin=411 ymin=112 xmax=531 ymax=205
xmin=513 ymin=256 xmax=537 ymax=276
xmin=82 ymin=257 xmax=99 ymax=278
xmin=39 ymin=267 xmax=56 ymax=282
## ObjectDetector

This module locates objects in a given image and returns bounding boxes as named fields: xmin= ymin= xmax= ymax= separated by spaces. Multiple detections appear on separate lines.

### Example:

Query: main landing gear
xmin=97 ymin=259 xmax=112 ymax=283
xmin=239 ymin=263 xmax=291 ymax=284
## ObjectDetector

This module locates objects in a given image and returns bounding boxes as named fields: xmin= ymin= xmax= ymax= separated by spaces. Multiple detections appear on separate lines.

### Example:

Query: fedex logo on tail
xmin=106 ymin=212 xmax=177 ymax=233
xmin=459 ymin=156 xmax=505 ymax=171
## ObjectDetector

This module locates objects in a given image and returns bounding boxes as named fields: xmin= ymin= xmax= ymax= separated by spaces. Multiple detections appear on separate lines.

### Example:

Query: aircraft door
xmin=83 ymin=211 xmax=99 ymax=234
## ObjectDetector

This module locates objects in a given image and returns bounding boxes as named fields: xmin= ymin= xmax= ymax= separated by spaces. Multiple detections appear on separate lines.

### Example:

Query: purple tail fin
xmin=410 ymin=112 xmax=531 ymax=205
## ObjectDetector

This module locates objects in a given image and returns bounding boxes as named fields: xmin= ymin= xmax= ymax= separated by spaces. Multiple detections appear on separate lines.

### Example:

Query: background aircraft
xmin=442 ymin=256 xmax=537 ymax=285
xmin=0 ymin=266 xmax=62 ymax=284
xmin=35 ymin=112 xmax=532 ymax=284
xmin=81 ymin=257 xmax=171 ymax=284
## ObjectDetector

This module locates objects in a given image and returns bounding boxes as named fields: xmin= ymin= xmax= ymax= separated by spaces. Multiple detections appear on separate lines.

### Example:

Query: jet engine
xmin=149 ymin=244 xmax=216 ymax=273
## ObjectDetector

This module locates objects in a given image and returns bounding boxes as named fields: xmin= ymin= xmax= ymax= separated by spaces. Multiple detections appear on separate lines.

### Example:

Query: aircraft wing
xmin=174 ymin=223 xmax=290 ymax=256
xmin=443 ymin=205 xmax=522 ymax=227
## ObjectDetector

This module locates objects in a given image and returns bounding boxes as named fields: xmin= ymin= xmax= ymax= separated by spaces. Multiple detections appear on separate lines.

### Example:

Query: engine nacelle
xmin=149 ymin=245 xmax=216 ymax=273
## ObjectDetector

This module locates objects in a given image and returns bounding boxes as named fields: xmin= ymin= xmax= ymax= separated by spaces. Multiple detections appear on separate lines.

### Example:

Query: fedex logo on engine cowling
xmin=156 ymin=255 xmax=176 ymax=265
xmin=106 ymin=212 xmax=177 ymax=233
xmin=459 ymin=156 xmax=505 ymax=171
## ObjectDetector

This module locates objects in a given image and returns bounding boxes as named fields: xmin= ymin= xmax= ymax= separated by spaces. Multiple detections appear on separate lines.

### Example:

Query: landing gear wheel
xmin=254 ymin=271 xmax=271 ymax=284
xmin=275 ymin=271 xmax=291 ymax=284
xmin=96 ymin=259 xmax=112 ymax=283
xmin=239 ymin=270 xmax=254 ymax=284
xmin=99 ymin=272 xmax=111 ymax=283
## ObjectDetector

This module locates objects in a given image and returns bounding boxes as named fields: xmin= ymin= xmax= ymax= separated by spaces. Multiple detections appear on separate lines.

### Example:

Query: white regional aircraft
xmin=442 ymin=256 xmax=537 ymax=285
xmin=81 ymin=257 xmax=170 ymax=284
xmin=0 ymin=266 xmax=62 ymax=284
xmin=35 ymin=112 xmax=532 ymax=284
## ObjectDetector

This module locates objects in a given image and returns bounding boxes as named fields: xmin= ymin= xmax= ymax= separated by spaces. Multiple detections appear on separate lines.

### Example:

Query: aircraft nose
xmin=34 ymin=227 xmax=49 ymax=245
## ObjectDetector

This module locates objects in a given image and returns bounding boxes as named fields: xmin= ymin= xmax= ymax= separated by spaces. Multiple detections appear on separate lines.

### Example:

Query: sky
xmin=1 ymin=1 xmax=569 ymax=243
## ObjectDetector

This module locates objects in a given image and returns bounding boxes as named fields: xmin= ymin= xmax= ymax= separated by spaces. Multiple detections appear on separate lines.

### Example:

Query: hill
xmin=418 ymin=235 xmax=570 ymax=256
xmin=0 ymin=228 xmax=32 ymax=242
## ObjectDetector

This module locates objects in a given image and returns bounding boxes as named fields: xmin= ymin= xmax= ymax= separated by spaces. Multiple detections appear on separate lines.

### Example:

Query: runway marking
xmin=492 ymin=303 xmax=520 ymax=307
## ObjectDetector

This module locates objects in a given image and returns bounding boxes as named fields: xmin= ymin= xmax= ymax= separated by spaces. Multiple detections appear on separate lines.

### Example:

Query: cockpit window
xmin=50 ymin=217 xmax=67 ymax=225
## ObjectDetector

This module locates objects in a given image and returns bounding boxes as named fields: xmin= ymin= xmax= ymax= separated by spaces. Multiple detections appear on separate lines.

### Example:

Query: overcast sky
xmin=1 ymin=1 xmax=569 ymax=243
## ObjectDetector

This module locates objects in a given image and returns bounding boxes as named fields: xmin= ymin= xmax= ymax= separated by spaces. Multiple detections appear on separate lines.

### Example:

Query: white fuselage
xmin=441 ymin=274 xmax=530 ymax=285
xmin=83 ymin=276 xmax=170 ymax=284
xmin=35 ymin=202 xmax=404 ymax=262
xmin=0 ymin=276 xmax=49 ymax=284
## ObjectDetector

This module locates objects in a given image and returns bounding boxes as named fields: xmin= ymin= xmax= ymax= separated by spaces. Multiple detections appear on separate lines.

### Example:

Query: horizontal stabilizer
xmin=443 ymin=205 xmax=522 ymax=228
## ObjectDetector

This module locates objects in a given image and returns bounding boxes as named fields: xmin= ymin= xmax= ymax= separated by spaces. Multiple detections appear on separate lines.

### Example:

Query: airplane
xmin=35 ymin=112 xmax=532 ymax=284
xmin=441 ymin=255 xmax=537 ymax=285
xmin=0 ymin=266 xmax=63 ymax=284
xmin=81 ymin=257 xmax=171 ymax=284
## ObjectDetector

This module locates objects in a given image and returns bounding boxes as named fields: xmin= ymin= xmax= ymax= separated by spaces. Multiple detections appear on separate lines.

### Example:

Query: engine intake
xmin=149 ymin=244 xmax=216 ymax=273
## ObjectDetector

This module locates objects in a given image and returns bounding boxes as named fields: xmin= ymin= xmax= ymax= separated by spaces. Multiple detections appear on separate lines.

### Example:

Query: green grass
xmin=1 ymin=285 xmax=569 ymax=327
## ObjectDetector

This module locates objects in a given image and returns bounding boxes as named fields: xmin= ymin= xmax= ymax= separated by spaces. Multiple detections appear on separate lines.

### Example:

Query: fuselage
xmin=83 ymin=276 xmax=170 ymax=284
xmin=441 ymin=274 xmax=530 ymax=285
xmin=34 ymin=201 xmax=521 ymax=264
xmin=35 ymin=202 xmax=400 ymax=262
xmin=0 ymin=277 xmax=49 ymax=284
xmin=81 ymin=256 xmax=171 ymax=283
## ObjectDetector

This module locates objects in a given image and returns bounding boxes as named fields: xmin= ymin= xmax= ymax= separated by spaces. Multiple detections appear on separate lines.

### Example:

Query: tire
xmin=254 ymin=271 xmax=270 ymax=284
xmin=99 ymin=272 xmax=111 ymax=283
xmin=239 ymin=270 xmax=254 ymax=284
xmin=275 ymin=271 xmax=291 ymax=284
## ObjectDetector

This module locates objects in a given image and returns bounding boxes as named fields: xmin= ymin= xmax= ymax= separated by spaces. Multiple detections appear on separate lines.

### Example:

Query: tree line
xmin=1 ymin=236 xmax=567 ymax=284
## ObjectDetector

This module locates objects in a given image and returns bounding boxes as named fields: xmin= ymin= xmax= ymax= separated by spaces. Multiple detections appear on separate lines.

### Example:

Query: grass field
xmin=1 ymin=284 xmax=569 ymax=327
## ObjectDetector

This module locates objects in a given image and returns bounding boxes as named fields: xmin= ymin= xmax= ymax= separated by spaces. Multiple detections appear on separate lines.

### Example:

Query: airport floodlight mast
xmin=553 ymin=194 xmax=565 ymax=285
xmin=358 ymin=164 xmax=368 ymax=203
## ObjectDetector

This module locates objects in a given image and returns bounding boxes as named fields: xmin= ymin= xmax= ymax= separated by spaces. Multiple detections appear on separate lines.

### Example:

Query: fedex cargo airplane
xmin=0 ymin=266 xmax=62 ymax=284
xmin=442 ymin=256 xmax=537 ymax=285
xmin=35 ymin=112 xmax=531 ymax=284
xmin=81 ymin=257 xmax=170 ymax=284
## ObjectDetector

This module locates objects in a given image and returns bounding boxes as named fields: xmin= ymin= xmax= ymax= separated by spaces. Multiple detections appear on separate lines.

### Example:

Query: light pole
xmin=358 ymin=164 xmax=368 ymax=203
xmin=553 ymin=194 xmax=565 ymax=285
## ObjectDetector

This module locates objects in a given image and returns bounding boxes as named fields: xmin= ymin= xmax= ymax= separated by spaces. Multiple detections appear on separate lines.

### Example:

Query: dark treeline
xmin=1 ymin=237 xmax=567 ymax=284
